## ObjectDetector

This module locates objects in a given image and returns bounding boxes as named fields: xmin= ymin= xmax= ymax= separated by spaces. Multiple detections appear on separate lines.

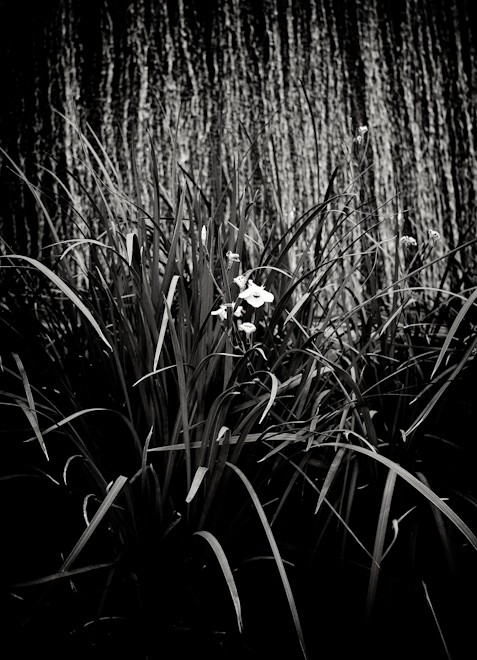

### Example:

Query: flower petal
xmin=239 ymin=322 xmax=257 ymax=334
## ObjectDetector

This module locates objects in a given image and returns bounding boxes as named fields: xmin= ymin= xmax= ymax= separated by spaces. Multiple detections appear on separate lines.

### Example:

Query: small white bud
xmin=400 ymin=235 xmax=417 ymax=247
xmin=226 ymin=251 xmax=240 ymax=263
xmin=238 ymin=321 xmax=257 ymax=335
xmin=428 ymin=229 xmax=441 ymax=242
xmin=233 ymin=275 xmax=248 ymax=290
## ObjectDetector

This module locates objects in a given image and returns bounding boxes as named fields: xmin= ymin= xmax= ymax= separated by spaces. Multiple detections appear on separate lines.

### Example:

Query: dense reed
xmin=1 ymin=117 xmax=477 ymax=659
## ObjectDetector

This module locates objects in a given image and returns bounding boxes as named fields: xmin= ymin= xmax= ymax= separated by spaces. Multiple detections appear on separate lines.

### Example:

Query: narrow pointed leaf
xmin=226 ymin=462 xmax=308 ymax=659
xmin=193 ymin=530 xmax=243 ymax=632
xmin=366 ymin=468 xmax=397 ymax=619
xmin=1 ymin=255 xmax=112 ymax=350
xmin=12 ymin=562 xmax=118 ymax=587
xmin=60 ymin=476 xmax=128 ymax=572
xmin=315 ymin=447 xmax=346 ymax=514
xmin=15 ymin=398 xmax=49 ymax=460
xmin=153 ymin=275 xmax=179 ymax=371
xmin=431 ymin=287 xmax=477 ymax=378
xmin=185 ymin=467 xmax=208 ymax=503
xmin=318 ymin=443 xmax=477 ymax=551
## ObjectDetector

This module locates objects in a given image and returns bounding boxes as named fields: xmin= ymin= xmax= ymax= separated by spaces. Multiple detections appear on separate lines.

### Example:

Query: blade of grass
xmin=416 ymin=472 xmax=456 ymax=578
xmin=422 ymin=580 xmax=452 ymax=660
xmin=15 ymin=398 xmax=49 ymax=460
xmin=198 ymin=428 xmax=232 ymax=529
xmin=163 ymin=294 xmax=192 ymax=490
xmin=153 ymin=275 xmax=179 ymax=371
xmin=226 ymin=462 xmax=308 ymax=659
xmin=159 ymin=187 xmax=186 ymax=300
xmin=318 ymin=443 xmax=477 ymax=551
xmin=257 ymin=371 xmax=280 ymax=424
xmin=366 ymin=468 xmax=397 ymax=620
xmin=0 ymin=148 xmax=64 ymax=250
xmin=406 ymin=332 xmax=477 ymax=436
xmin=321 ymin=357 xmax=378 ymax=447
xmin=314 ymin=447 xmax=346 ymax=514
xmin=12 ymin=352 xmax=48 ymax=459
xmin=12 ymin=353 xmax=37 ymax=419
xmin=132 ymin=364 xmax=177 ymax=387
xmin=25 ymin=407 xmax=142 ymax=457
xmin=12 ymin=562 xmax=119 ymax=587
xmin=141 ymin=425 xmax=154 ymax=493
xmin=381 ymin=507 xmax=416 ymax=561
xmin=1 ymin=255 xmax=112 ymax=350
xmin=185 ymin=467 xmax=208 ymax=504
xmin=431 ymin=287 xmax=477 ymax=378
xmin=261 ymin=440 xmax=375 ymax=560
xmin=59 ymin=475 xmax=128 ymax=572
xmin=193 ymin=530 xmax=243 ymax=633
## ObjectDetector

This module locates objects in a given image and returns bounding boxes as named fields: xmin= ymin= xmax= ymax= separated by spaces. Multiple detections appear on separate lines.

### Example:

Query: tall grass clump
xmin=1 ymin=119 xmax=477 ymax=660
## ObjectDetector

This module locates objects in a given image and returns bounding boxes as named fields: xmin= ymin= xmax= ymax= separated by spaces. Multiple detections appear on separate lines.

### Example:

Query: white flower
xmin=428 ymin=229 xmax=441 ymax=242
xmin=234 ymin=305 xmax=245 ymax=318
xmin=211 ymin=304 xmax=229 ymax=321
xmin=201 ymin=225 xmax=207 ymax=247
xmin=226 ymin=251 xmax=241 ymax=268
xmin=238 ymin=280 xmax=274 ymax=308
xmin=238 ymin=321 xmax=257 ymax=335
xmin=233 ymin=275 xmax=248 ymax=290
xmin=356 ymin=125 xmax=368 ymax=144
xmin=400 ymin=235 xmax=417 ymax=247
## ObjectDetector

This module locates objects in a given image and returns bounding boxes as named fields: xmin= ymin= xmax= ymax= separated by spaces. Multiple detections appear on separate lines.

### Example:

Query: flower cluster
xmin=428 ymin=229 xmax=441 ymax=242
xmin=400 ymin=230 xmax=440 ymax=247
xmin=356 ymin=125 xmax=368 ymax=145
xmin=400 ymin=235 xmax=417 ymax=247
xmin=211 ymin=279 xmax=274 ymax=319
xmin=226 ymin=251 xmax=241 ymax=269
xmin=210 ymin=252 xmax=274 ymax=341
